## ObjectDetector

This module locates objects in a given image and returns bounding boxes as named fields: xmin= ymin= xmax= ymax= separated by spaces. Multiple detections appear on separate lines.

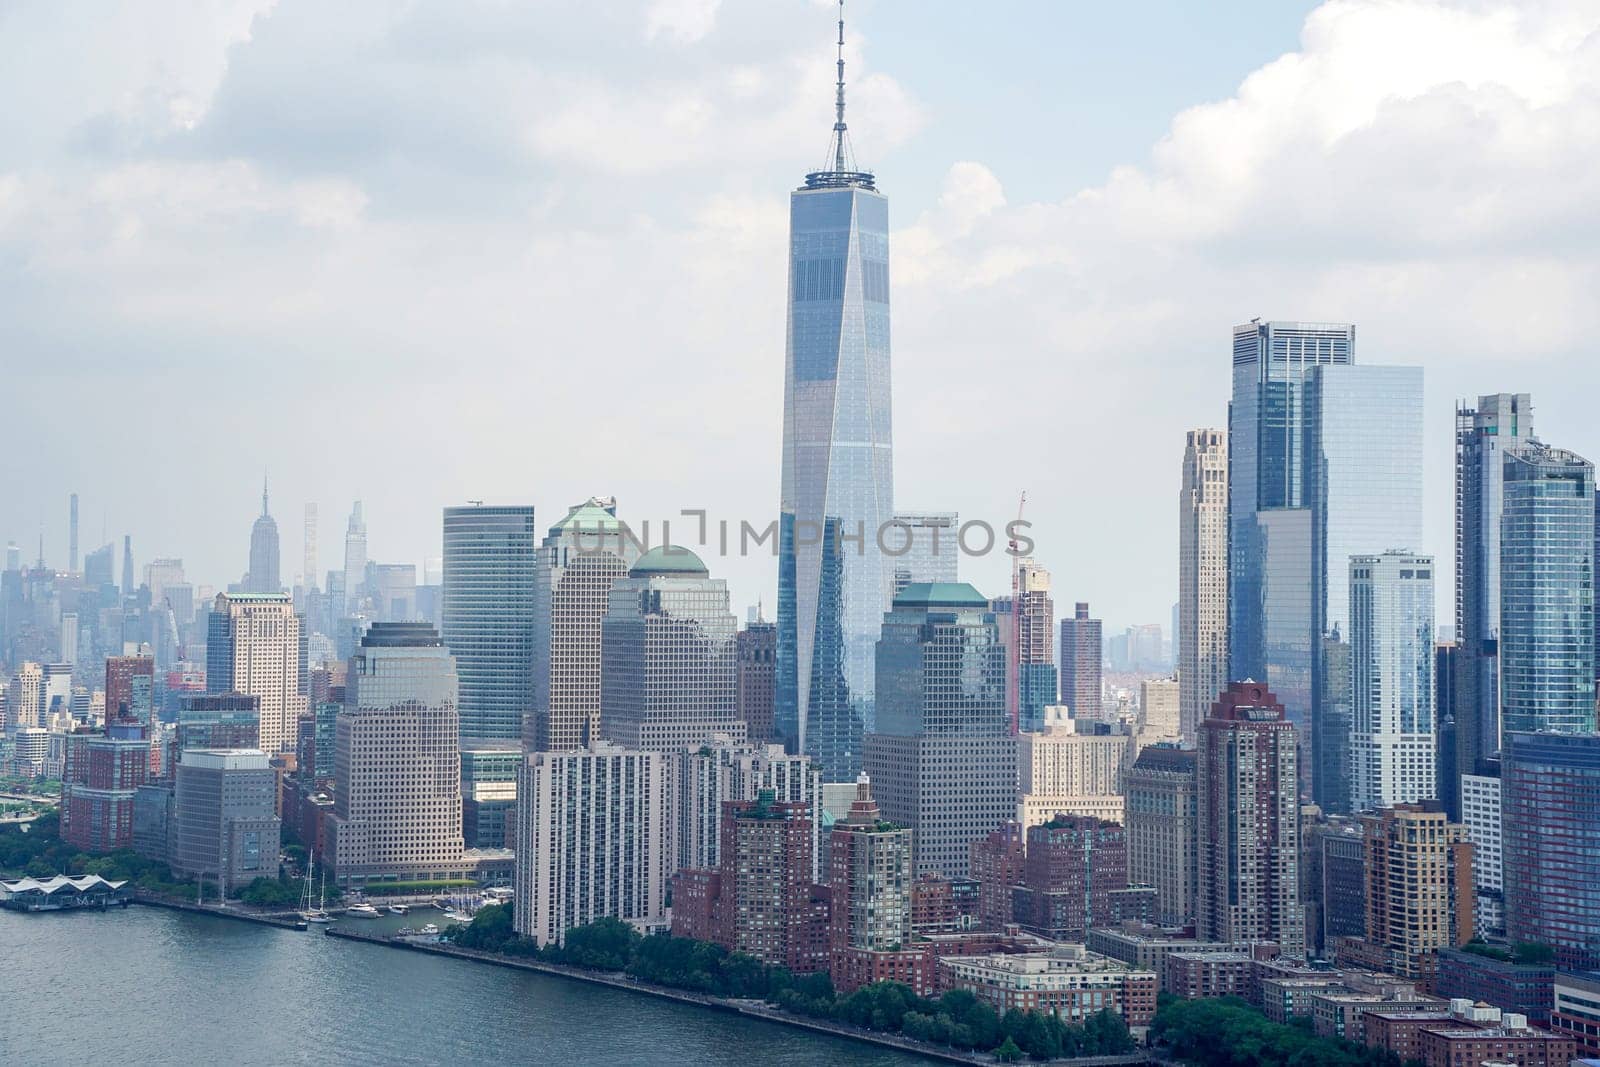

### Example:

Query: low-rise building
xmin=1416 ymin=1019 xmax=1575 ymax=1067
xmin=1166 ymin=951 xmax=1255 ymax=1001
xmin=1552 ymin=971 xmax=1600 ymax=1060
xmin=938 ymin=945 xmax=1158 ymax=1027
xmin=1309 ymin=975 xmax=1444 ymax=1043
xmin=1086 ymin=924 xmax=1243 ymax=994
xmin=1433 ymin=946 xmax=1554 ymax=1025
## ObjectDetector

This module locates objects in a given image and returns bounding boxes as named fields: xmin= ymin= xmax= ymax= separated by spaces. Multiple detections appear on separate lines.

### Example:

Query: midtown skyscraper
xmin=1453 ymin=394 xmax=1535 ymax=796
xmin=205 ymin=591 xmax=306 ymax=756
xmin=244 ymin=478 xmax=281 ymax=594
xmin=1178 ymin=428 xmax=1228 ymax=743
xmin=441 ymin=504 xmax=537 ymax=744
xmin=776 ymin=8 xmax=893 ymax=782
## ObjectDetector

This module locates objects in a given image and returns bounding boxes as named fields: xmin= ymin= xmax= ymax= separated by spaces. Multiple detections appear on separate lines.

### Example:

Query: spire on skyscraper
xmin=262 ymin=472 xmax=270 ymax=517
xmin=807 ymin=0 xmax=874 ymax=190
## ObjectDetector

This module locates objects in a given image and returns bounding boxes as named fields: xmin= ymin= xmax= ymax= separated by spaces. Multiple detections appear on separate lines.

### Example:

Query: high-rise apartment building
xmin=205 ymin=592 xmax=306 ymax=756
xmin=1196 ymin=681 xmax=1305 ymax=958
xmin=1499 ymin=443 xmax=1596 ymax=737
xmin=600 ymin=547 xmax=743 ymax=753
xmin=1014 ymin=815 xmax=1129 ymax=942
xmin=60 ymin=724 xmax=150 ymax=852
xmin=737 ymin=621 xmax=778 ymax=745
xmin=302 ymin=503 xmax=318 ymax=602
xmin=1503 ymin=731 xmax=1600 ymax=972
xmin=244 ymin=478 xmax=281 ymax=594
xmin=105 ymin=655 xmax=154 ymax=725
xmin=441 ymin=504 xmax=537 ymax=744
xmin=776 ymin=24 xmax=894 ymax=782
xmin=1349 ymin=553 xmax=1436 ymax=810
xmin=863 ymin=583 xmax=1016 ymax=879
xmin=828 ymin=774 xmax=915 ymax=993
xmin=1340 ymin=803 xmax=1473 ymax=986
xmin=674 ymin=741 xmax=819 ymax=876
xmin=1453 ymin=394 xmax=1535 ymax=801
xmin=1012 ymin=559 xmax=1056 ymax=734
xmin=529 ymin=498 xmax=636 ymax=751
xmin=513 ymin=743 xmax=669 ymax=947
xmin=1179 ymin=428 xmax=1228 ymax=743
xmin=170 ymin=748 xmax=280 ymax=896
xmin=1458 ymin=768 xmax=1503 ymax=937
xmin=1059 ymin=602 xmax=1103 ymax=722
xmin=328 ymin=622 xmax=464 ymax=887
xmin=1125 ymin=745 xmax=1197 ymax=927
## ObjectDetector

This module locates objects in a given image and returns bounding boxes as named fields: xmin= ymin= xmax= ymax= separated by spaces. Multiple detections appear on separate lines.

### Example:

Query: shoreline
xmin=326 ymin=926 xmax=1161 ymax=1067
xmin=131 ymin=892 xmax=308 ymax=930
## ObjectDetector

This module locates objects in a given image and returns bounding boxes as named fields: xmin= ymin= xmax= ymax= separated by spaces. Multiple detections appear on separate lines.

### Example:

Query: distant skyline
xmin=4 ymin=0 xmax=1599 ymax=634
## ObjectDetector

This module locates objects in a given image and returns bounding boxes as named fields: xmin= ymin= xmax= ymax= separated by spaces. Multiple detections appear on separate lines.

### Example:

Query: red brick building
xmin=60 ymin=724 xmax=150 ymax=852
xmin=969 ymin=822 xmax=1025 ymax=930
xmin=104 ymin=655 xmax=154 ymax=724
xmin=1416 ymin=1023 xmax=1575 ymax=1067
xmin=1015 ymin=815 xmax=1128 ymax=942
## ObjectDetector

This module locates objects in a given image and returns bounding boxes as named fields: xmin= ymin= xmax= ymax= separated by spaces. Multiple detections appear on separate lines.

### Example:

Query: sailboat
xmin=300 ymin=854 xmax=332 ymax=924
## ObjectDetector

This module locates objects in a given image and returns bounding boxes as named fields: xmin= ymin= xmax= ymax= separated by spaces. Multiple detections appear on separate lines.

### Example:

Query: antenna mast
xmin=834 ymin=0 xmax=848 ymax=173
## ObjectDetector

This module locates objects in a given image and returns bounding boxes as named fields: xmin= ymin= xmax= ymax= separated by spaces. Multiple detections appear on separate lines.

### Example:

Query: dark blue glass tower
xmin=776 ymin=7 xmax=893 ymax=781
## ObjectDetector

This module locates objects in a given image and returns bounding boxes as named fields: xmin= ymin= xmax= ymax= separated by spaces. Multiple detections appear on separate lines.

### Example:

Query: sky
xmin=2 ymin=0 xmax=1598 ymax=635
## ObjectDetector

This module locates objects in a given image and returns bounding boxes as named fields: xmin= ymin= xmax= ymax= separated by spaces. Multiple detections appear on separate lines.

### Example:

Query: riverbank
xmin=131 ymin=891 xmax=307 ymax=930
xmin=327 ymin=926 xmax=1161 ymax=1067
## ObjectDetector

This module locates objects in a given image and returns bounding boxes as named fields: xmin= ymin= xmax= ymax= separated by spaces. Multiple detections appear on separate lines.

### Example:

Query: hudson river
xmin=0 ymin=906 xmax=937 ymax=1064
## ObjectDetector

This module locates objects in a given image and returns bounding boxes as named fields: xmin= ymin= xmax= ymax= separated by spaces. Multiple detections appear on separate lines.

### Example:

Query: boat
xmin=346 ymin=902 xmax=381 ymax=919
xmin=387 ymin=903 xmax=409 ymax=915
xmin=419 ymin=923 xmax=439 ymax=936
xmin=396 ymin=926 xmax=418 ymax=936
xmin=299 ymin=854 xmax=332 ymax=924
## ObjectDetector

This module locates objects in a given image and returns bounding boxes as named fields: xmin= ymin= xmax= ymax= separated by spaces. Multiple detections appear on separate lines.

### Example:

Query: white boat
xmin=419 ymin=923 xmax=440 ymax=936
xmin=299 ymin=854 xmax=332 ymax=924
xmin=346 ymin=902 xmax=381 ymax=919
xmin=388 ymin=903 xmax=409 ymax=915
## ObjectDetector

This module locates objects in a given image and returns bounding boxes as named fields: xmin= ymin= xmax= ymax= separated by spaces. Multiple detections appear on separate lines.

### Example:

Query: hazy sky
xmin=3 ymin=0 xmax=1598 ymax=634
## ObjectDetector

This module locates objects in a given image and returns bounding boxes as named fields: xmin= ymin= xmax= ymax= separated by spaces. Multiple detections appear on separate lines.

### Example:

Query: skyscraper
xmin=828 ymin=774 xmax=915 ymax=994
xmin=529 ymin=497 xmax=637 ymax=752
xmin=122 ymin=535 xmax=134 ymax=597
xmin=1059 ymin=602 xmax=1102 ymax=722
xmin=1178 ymin=428 xmax=1228 ymax=743
xmin=776 ymin=5 xmax=893 ymax=782
xmin=105 ymin=654 xmax=155 ymax=725
xmin=889 ymin=512 xmax=958 ymax=596
xmin=1229 ymin=321 xmax=1355 ymax=778
xmin=863 ymin=582 xmax=1016 ymax=879
xmin=68 ymin=492 xmax=78 ymax=574
xmin=329 ymin=622 xmax=465 ymax=887
xmin=1499 ymin=443 xmax=1596 ymax=737
xmin=1125 ymin=745 xmax=1197 ymax=927
xmin=302 ymin=503 xmax=319 ymax=598
xmin=244 ymin=478 xmax=281 ymax=594
xmin=1349 ymin=552 xmax=1436 ymax=810
xmin=205 ymin=592 xmax=306 ymax=756
xmin=1454 ymin=394 xmax=1536 ymax=798
xmin=1196 ymin=681 xmax=1305 ymax=958
xmin=1502 ymin=731 xmax=1600 ymax=972
xmin=1013 ymin=559 xmax=1056 ymax=734
xmin=441 ymin=504 xmax=537 ymax=744
xmin=737 ymin=621 xmax=778 ymax=745
xmin=343 ymin=500 xmax=367 ymax=613
xmin=600 ymin=547 xmax=743 ymax=753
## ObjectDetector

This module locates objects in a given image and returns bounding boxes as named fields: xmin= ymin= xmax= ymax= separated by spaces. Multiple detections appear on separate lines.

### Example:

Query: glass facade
xmin=1305 ymin=363 xmax=1425 ymax=809
xmin=1503 ymin=731 xmax=1600 ymax=972
xmin=1499 ymin=444 xmax=1596 ymax=736
xmin=441 ymin=505 xmax=537 ymax=744
xmin=777 ymin=176 xmax=893 ymax=782
xmin=1348 ymin=552 xmax=1436 ymax=810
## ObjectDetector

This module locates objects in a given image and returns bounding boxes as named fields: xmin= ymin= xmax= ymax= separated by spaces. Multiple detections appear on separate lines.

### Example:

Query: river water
xmin=0 ymin=906 xmax=937 ymax=1065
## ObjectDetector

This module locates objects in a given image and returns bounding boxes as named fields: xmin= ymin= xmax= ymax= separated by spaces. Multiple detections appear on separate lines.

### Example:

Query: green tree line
xmin=1150 ymin=995 xmax=1413 ymax=1067
xmin=0 ymin=813 xmax=195 ymax=896
xmin=449 ymin=905 xmax=1135 ymax=1061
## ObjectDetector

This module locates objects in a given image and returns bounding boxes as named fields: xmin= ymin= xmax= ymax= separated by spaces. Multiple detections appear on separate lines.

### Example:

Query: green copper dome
xmin=630 ymin=545 xmax=710 ymax=577
xmin=549 ymin=497 xmax=623 ymax=537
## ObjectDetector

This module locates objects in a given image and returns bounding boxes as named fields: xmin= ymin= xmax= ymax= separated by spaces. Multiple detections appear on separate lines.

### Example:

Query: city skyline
xmin=6 ymin=0 xmax=1599 ymax=634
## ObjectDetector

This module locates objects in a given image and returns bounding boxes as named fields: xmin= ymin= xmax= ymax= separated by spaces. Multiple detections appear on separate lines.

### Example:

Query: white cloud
xmin=645 ymin=0 xmax=722 ymax=44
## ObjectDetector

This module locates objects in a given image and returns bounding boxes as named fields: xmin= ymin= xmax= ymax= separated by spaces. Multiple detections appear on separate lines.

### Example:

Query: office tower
xmin=1059 ymin=602 xmax=1103 ymax=721
xmin=68 ymin=493 xmax=78 ymax=574
xmin=170 ymin=748 xmax=280 ymax=895
xmin=1503 ymin=731 xmax=1600 ymax=972
xmin=1337 ymin=804 xmax=1472 ymax=986
xmin=302 ymin=503 xmax=318 ymax=597
xmin=59 ymin=612 xmax=78 ymax=666
xmin=460 ymin=742 xmax=520 ymax=848
xmin=889 ymin=512 xmax=958 ymax=596
xmin=1014 ymin=815 xmax=1129 ymax=942
xmin=441 ymin=504 xmax=537 ymax=744
xmin=513 ymin=743 xmax=669 ymax=947
xmin=1499 ymin=443 xmax=1596 ymax=736
xmin=1125 ymin=745 xmax=1197 ymax=927
xmin=1196 ymin=681 xmax=1305 ymax=958
xmin=674 ymin=741 xmax=820 ymax=877
xmin=205 ymin=592 xmax=307 ymax=756
xmin=1138 ymin=677 xmax=1180 ymax=738
xmin=105 ymin=655 xmax=155 ymax=724
xmin=1458 ymin=768 xmax=1503 ymax=937
xmin=599 ymin=546 xmax=743 ymax=752
xmin=828 ymin=774 xmax=915 ymax=993
xmin=529 ymin=497 xmax=637 ymax=751
xmin=83 ymin=543 xmax=113 ymax=589
xmin=341 ymin=500 xmax=367 ymax=613
xmin=1017 ymin=706 xmax=1126 ymax=827
xmin=144 ymin=558 xmax=185 ymax=609
xmin=60 ymin=724 xmax=150 ymax=852
xmin=1349 ymin=552 xmax=1437 ymax=810
xmin=1454 ymin=394 xmax=1536 ymax=799
xmin=1179 ymin=428 xmax=1228 ymax=743
xmin=329 ymin=622 xmax=464 ymax=886
xmin=1306 ymin=362 xmax=1426 ymax=810
xmin=737 ymin=621 xmax=778 ymax=745
xmin=776 ymin=12 xmax=894 ymax=783
xmin=863 ymin=583 xmax=1016 ymax=879
xmin=243 ymin=478 xmax=281 ymax=594
xmin=671 ymin=794 xmax=826 ymax=973
xmin=366 ymin=563 xmax=417 ymax=622
xmin=121 ymin=535 xmax=134 ymax=596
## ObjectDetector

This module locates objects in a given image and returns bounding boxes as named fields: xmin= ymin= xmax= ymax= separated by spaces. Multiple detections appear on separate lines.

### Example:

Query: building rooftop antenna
xmin=833 ymin=0 xmax=848 ymax=173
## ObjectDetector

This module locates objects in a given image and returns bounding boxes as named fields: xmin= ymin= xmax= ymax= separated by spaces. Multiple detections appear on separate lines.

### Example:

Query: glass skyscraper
xmin=441 ymin=504 xmax=537 ymax=745
xmin=1499 ymin=443 xmax=1596 ymax=736
xmin=776 ymin=32 xmax=893 ymax=782
xmin=1348 ymin=551 xmax=1436 ymax=810
xmin=1503 ymin=731 xmax=1600 ymax=972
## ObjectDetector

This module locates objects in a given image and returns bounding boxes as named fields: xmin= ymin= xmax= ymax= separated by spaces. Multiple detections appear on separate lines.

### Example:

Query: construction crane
xmin=1008 ymin=490 xmax=1027 ymax=736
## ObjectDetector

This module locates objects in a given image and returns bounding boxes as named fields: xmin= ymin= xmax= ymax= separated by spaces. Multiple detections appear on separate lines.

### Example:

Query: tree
xmin=993 ymin=1036 xmax=1024 ymax=1062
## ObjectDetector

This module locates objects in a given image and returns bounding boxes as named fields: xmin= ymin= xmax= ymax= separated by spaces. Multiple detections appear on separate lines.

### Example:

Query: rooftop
xmin=892 ymin=582 xmax=990 ymax=610
xmin=630 ymin=545 xmax=709 ymax=578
